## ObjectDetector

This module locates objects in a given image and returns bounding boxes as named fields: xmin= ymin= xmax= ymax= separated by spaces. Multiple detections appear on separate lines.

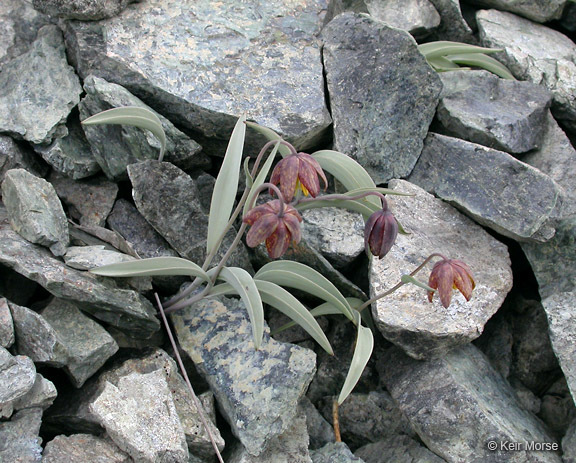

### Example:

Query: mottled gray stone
xmin=0 ymin=205 xmax=159 ymax=337
xmin=90 ymin=369 xmax=189 ymax=463
xmin=477 ymin=9 xmax=576 ymax=132
xmin=128 ymin=160 xmax=251 ymax=270
xmin=301 ymin=208 xmax=365 ymax=269
xmin=437 ymin=70 xmax=552 ymax=154
xmin=0 ymin=25 xmax=82 ymax=144
xmin=0 ymin=346 xmax=36 ymax=415
xmin=380 ymin=344 xmax=562 ymax=463
xmin=2 ymin=168 xmax=70 ymax=256
xmin=79 ymin=75 xmax=207 ymax=181
xmin=0 ymin=408 xmax=43 ymax=463
xmin=539 ymin=377 xmax=576 ymax=438
xmin=563 ymin=419 xmax=576 ymax=463
xmin=322 ymin=13 xmax=442 ymax=184
xmin=469 ymin=0 xmax=566 ymax=23
xmin=0 ymin=135 xmax=48 ymax=183
xmin=562 ymin=2 xmax=576 ymax=32
xmin=64 ymin=246 xmax=137 ymax=271
xmin=355 ymin=436 xmax=447 ymax=463
xmin=43 ymin=434 xmax=131 ymax=463
xmin=69 ymin=222 xmax=139 ymax=258
xmin=300 ymin=397 xmax=334 ymax=450
xmin=311 ymin=442 xmax=365 ymax=463
xmin=474 ymin=309 xmax=513 ymax=379
xmin=0 ymin=297 xmax=15 ymax=348
xmin=12 ymin=373 xmax=57 ymax=412
xmin=323 ymin=0 xmax=369 ymax=24
xmin=33 ymin=119 xmax=100 ymax=180
xmin=33 ymin=0 xmax=138 ymax=20
xmin=172 ymin=297 xmax=317 ymax=456
xmin=364 ymin=0 xmax=440 ymax=39
xmin=409 ymin=134 xmax=561 ymax=242
xmin=428 ymin=0 xmax=476 ymax=42
xmin=63 ymin=0 xmax=331 ymax=151
xmin=370 ymin=180 xmax=512 ymax=359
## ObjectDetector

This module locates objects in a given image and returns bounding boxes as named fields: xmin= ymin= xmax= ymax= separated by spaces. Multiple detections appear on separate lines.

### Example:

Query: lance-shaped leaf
xmin=426 ymin=55 xmax=462 ymax=71
xmin=295 ymin=198 xmax=378 ymax=220
xmin=207 ymin=115 xmax=246 ymax=256
xmin=90 ymin=256 xmax=210 ymax=281
xmin=243 ymin=141 xmax=281 ymax=216
xmin=255 ymin=261 xmax=355 ymax=322
xmin=446 ymin=53 xmax=515 ymax=80
xmin=418 ymin=41 xmax=501 ymax=60
xmin=82 ymin=106 xmax=167 ymax=161
xmin=208 ymin=266 xmax=264 ymax=349
xmin=338 ymin=321 xmax=374 ymax=405
xmin=245 ymin=122 xmax=293 ymax=157
xmin=255 ymin=280 xmax=333 ymax=355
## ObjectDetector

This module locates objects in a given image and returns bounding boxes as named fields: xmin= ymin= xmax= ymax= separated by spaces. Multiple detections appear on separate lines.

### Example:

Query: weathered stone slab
xmin=172 ymin=297 xmax=316 ymax=456
xmin=564 ymin=419 xmax=576 ymax=463
xmin=310 ymin=442 xmax=365 ymax=463
xmin=0 ymin=297 xmax=15 ymax=348
xmin=355 ymin=436 xmax=447 ymax=463
xmin=33 ymin=0 xmax=138 ymax=20
xmin=428 ymin=0 xmax=476 ymax=43
xmin=300 ymin=397 xmax=334 ymax=450
xmin=12 ymin=373 xmax=57 ymax=412
xmin=0 ymin=346 xmax=36 ymax=413
xmin=469 ymin=0 xmax=565 ymax=23
xmin=364 ymin=0 xmax=440 ymax=39
xmin=369 ymin=180 xmax=512 ymax=359
xmin=409 ymin=133 xmax=561 ymax=242
xmin=0 ymin=408 xmax=43 ymax=463
xmin=322 ymin=13 xmax=442 ymax=184
xmin=43 ymin=434 xmax=131 ymax=463
xmin=0 ymin=135 xmax=48 ymax=183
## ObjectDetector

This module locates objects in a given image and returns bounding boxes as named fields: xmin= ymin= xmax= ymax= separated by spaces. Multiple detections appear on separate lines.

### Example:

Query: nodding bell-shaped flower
xmin=243 ymin=200 xmax=303 ymax=259
xmin=364 ymin=207 xmax=398 ymax=259
xmin=269 ymin=152 xmax=328 ymax=202
xmin=428 ymin=258 xmax=475 ymax=308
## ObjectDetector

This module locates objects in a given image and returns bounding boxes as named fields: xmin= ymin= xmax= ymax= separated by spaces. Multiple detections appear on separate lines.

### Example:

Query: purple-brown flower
xmin=364 ymin=208 xmax=398 ymax=258
xmin=269 ymin=152 xmax=328 ymax=202
xmin=427 ymin=259 xmax=475 ymax=308
xmin=243 ymin=200 xmax=303 ymax=259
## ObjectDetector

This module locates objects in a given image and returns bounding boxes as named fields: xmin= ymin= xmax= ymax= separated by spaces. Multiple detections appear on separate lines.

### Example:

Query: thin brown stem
xmin=333 ymin=399 xmax=342 ymax=443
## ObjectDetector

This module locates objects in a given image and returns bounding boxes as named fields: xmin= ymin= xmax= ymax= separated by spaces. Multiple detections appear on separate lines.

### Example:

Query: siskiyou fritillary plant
xmin=82 ymin=107 xmax=475 ymax=443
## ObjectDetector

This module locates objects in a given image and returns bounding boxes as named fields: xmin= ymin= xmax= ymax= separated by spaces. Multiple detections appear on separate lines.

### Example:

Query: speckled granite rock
xmin=364 ymin=0 xmax=440 ymax=38
xmin=0 ymin=135 xmax=48 ymax=183
xmin=322 ymin=12 xmax=442 ymax=184
xmin=33 ymin=0 xmax=138 ymax=20
xmin=428 ymin=0 xmax=476 ymax=42
xmin=0 ymin=346 xmax=36 ymax=417
xmin=43 ymin=433 xmax=131 ymax=463
xmin=0 ymin=297 xmax=15 ymax=348
xmin=0 ymin=25 xmax=82 ymax=144
xmin=64 ymin=246 xmax=137 ymax=270
xmin=0 ymin=408 xmax=43 ymax=463
xmin=12 ymin=373 xmax=57 ymax=412
xmin=2 ymin=168 xmax=70 ymax=256
xmin=563 ymin=419 xmax=576 ymax=463
xmin=369 ymin=180 xmax=512 ymax=359
xmin=300 ymin=397 xmax=334 ymax=450
xmin=469 ymin=0 xmax=566 ymax=23
xmin=355 ymin=436 xmax=447 ymax=463
xmin=311 ymin=442 xmax=365 ymax=463
xmin=172 ymin=296 xmax=317 ymax=456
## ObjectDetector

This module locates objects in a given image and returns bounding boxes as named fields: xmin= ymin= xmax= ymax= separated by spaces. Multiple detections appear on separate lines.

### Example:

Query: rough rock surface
xmin=33 ymin=0 xmax=138 ymax=20
xmin=409 ymin=134 xmax=561 ymax=242
xmin=564 ymin=419 xmax=576 ymax=463
xmin=300 ymin=397 xmax=334 ymax=450
xmin=428 ymin=0 xmax=476 ymax=43
xmin=310 ymin=442 xmax=365 ymax=463
xmin=437 ymin=70 xmax=552 ymax=154
xmin=380 ymin=344 xmax=562 ymax=463
xmin=355 ymin=436 xmax=447 ymax=463
xmin=321 ymin=12 xmax=442 ymax=184
xmin=469 ymin=0 xmax=566 ymax=23
xmin=43 ymin=433 xmax=131 ymax=463
xmin=0 ymin=408 xmax=43 ymax=463
xmin=0 ymin=297 xmax=15 ymax=348
xmin=0 ymin=25 xmax=82 ymax=144
xmin=64 ymin=246 xmax=137 ymax=271
xmin=11 ymin=373 xmax=57 ymax=412
xmin=0 ymin=346 xmax=36 ymax=415
xmin=370 ymin=180 xmax=512 ymax=359
xmin=364 ymin=0 xmax=440 ymax=39
xmin=0 ymin=135 xmax=48 ymax=183
xmin=2 ymin=168 xmax=70 ymax=256
xmin=172 ymin=296 xmax=317 ymax=456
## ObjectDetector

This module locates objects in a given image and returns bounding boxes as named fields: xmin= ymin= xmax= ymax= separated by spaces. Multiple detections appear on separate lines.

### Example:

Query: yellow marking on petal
xmin=296 ymin=179 xmax=310 ymax=196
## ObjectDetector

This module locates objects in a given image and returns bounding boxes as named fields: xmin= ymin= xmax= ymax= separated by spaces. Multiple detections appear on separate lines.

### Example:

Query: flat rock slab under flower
xmin=63 ymin=0 xmax=331 ymax=149
xmin=43 ymin=433 xmax=131 ymax=463
xmin=380 ymin=344 xmax=562 ymax=463
xmin=171 ymin=296 xmax=317 ymax=456
xmin=321 ymin=12 xmax=442 ymax=184
xmin=369 ymin=179 xmax=512 ymax=360
xmin=409 ymin=133 xmax=561 ymax=242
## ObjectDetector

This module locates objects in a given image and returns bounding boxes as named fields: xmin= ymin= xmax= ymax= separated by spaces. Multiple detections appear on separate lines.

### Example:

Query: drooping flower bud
xmin=269 ymin=152 xmax=328 ymax=202
xmin=364 ymin=207 xmax=398 ymax=259
xmin=427 ymin=258 xmax=475 ymax=308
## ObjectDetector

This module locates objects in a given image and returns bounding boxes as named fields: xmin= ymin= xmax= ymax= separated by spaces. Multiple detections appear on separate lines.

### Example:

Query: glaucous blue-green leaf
xmin=295 ymin=198 xmax=378 ymax=220
xmin=418 ymin=41 xmax=501 ymax=60
xmin=82 ymin=106 xmax=167 ymax=161
xmin=90 ymin=256 xmax=210 ymax=281
xmin=244 ymin=121 xmax=293 ymax=157
xmin=243 ymin=157 xmax=254 ymax=189
xmin=446 ymin=53 xmax=515 ymax=80
xmin=401 ymin=274 xmax=436 ymax=293
xmin=338 ymin=322 xmax=374 ymax=405
xmin=426 ymin=56 xmax=462 ymax=71
xmin=207 ymin=115 xmax=246 ymax=256
xmin=243 ymin=141 xmax=281 ymax=216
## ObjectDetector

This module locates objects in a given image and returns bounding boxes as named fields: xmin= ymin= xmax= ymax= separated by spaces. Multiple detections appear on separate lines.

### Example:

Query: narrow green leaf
xmin=418 ymin=41 xmax=501 ymax=60
xmin=255 ymin=280 xmax=333 ymax=355
xmin=338 ymin=322 xmax=374 ymax=405
xmin=254 ymin=261 xmax=355 ymax=322
xmin=244 ymin=121 xmax=293 ymax=157
xmin=243 ymin=157 xmax=254 ymax=189
xmin=90 ymin=256 xmax=210 ymax=281
xmin=401 ymin=274 xmax=436 ymax=293
xmin=243 ymin=141 xmax=281 ymax=216
xmin=446 ymin=53 xmax=516 ymax=80
xmin=426 ymin=56 xmax=462 ymax=71
xmin=343 ymin=187 xmax=413 ymax=198
xmin=81 ymin=106 xmax=167 ymax=161
xmin=209 ymin=267 xmax=264 ymax=349
xmin=206 ymin=283 xmax=236 ymax=298
xmin=207 ymin=115 xmax=246 ymax=256
xmin=295 ymin=198 xmax=378 ymax=220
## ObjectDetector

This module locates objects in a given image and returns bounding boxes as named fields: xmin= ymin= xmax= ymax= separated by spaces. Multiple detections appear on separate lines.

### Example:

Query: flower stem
xmin=332 ymin=399 xmax=342 ymax=443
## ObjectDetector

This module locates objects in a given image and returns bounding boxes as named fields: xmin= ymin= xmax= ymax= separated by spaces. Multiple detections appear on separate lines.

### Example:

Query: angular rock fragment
xmin=0 ymin=408 xmax=43 ymax=463
xmin=2 ymin=168 xmax=70 ymax=256
xmin=409 ymin=134 xmax=561 ymax=242
xmin=0 ymin=135 xmax=47 ymax=183
xmin=564 ymin=419 xmax=576 ymax=463
xmin=310 ymin=442 xmax=365 ymax=463
xmin=469 ymin=0 xmax=565 ymax=23
xmin=355 ymin=436 xmax=447 ymax=463
xmin=12 ymin=373 xmax=57 ymax=412
xmin=322 ymin=13 xmax=442 ymax=184
xmin=300 ymin=397 xmax=334 ymax=450
xmin=0 ymin=346 xmax=36 ymax=415
xmin=33 ymin=0 xmax=138 ymax=20
xmin=0 ymin=297 xmax=15 ymax=348
xmin=369 ymin=180 xmax=512 ymax=359
xmin=43 ymin=433 xmax=131 ymax=463
xmin=64 ymin=246 xmax=137 ymax=271
xmin=428 ymin=0 xmax=476 ymax=43
xmin=172 ymin=297 xmax=317 ymax=456
xmin=437 ymin=70 xmax=552 ymax=154
xmin=364 ymin=0 xmax=440 ymax=39
xmin=0 ymin=25 xmax=82 ymax=144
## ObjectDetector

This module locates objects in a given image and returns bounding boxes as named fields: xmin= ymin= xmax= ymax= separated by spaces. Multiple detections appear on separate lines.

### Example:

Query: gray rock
xmin=0 ymin=408 xmax=43 ymax=463
xmin=0 ymin=135 xmax=48 ymax=183
xmin=0 ymin=297 xmax=15 ymax=348
xmin=2 ymin=168 xmax=70 ymax=256
xmin=301 ymin=208 xmax=365 ymax=270
xmin=33 ymin=0 xmax=138 ymax=20
xmin=409 ymin=133 xmax=561 ymax=242
xmin=323 ymin=0 xmax=369 ymax=25
xmin=364 ymin=0 xmax=440 ymax=39
xmin=428 ymin=0 xmax=476 ymax=43
xmin=477 ymin=9 xmax=576 ymax=133
xmin=437 ymin=70 xmax=552 ymax=154
xmin=171 ymin=296 xmax=317 ymax=456
xmin=68 ymin=222 xmax=139 ymax=258
xmin=355 ymin=436 xmax=447 ymax=463
xmin=539 ymin=377 xmax=576 ymax=438
xmin=562 ymin=2 xmax=576 ymax=32
xmin=90 ymin=369 xmax=189 ymax=463
xmin=33 ymin=119 xmax=100 ymax=180
xmin=563 ymin=419 xmax=576 ymax=463
xmin=510 ymin=378 xmax=541 ymax=415
xmin=0 ymin=25 xmax=82 ymax=144
xmin=0 ymin=346 xmax=36 ymax=415
xmin=64 ymin=246 xmax=137 ymax=271
xmin=79 ymin=75 xmax=207 ymax=181
xmin=474 ymin=309 xmax=513 ymax=379
xmin=12 ymin=373 xmax=57 ymax=412
xmin=63 ymin=0 xmax=331 ymax=151
xmin=380 ymin=344 xmax=562 ymax=463
xmin=469 ymin=0 xmax=566 ymax=23
xmin=300 ymin=397 xmax=334 ymax=450
xmin=0 ymin=205 xmax=159 ymax=337
xmin=311 ymin=442 xmax=365 ymax=463
xmin=43 ymin=433 xmax=131 ymax=463
xmin=369 ymin=180 xmax=512 ymax=359
xmin=322 ymin=13 xmax=442 ymax=184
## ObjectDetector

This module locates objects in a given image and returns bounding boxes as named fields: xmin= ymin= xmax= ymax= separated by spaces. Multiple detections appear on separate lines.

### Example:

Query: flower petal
xmin=377 ymin=212 xmax=398 ymax=258
xmin=245 ymin=214 xmax=278 ymax=248
xmin=435 ymin=261 xmax=454 ymax=308
xmin=298 ymin=159 xmax=321 ymax=198
xmin=300 ymin=153 xmax=328 ymax=191
xmin=364 ymin=211 xmax=381 ymax=254
xmin=452 ymin=263 xmax=474 ymax=301
xmin=277 ymin=155 xmax=299 ymax=202
xmin=266 ymin=222 xmax=291 ymax=259
xmin=283 ymin=213 xmax=302 ymax=244
xmin=243 ymin=202 xmax=274 ymax=225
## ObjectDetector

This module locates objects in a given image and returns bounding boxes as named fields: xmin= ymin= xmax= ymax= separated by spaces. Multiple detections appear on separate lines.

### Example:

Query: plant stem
xmin=295 ymin=191 xmax=387 ymax=208
xmin=332 ymin=399 xmax=342 ymax=443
